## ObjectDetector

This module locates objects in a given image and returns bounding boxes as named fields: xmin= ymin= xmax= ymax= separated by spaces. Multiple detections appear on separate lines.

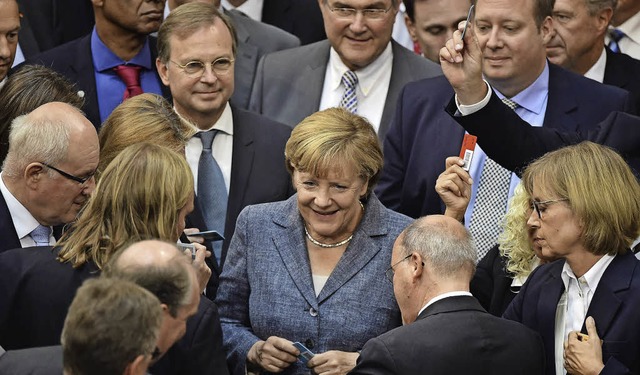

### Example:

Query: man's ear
xmin=123 ymin=354 xmax=151 ymax=375
xmin=410 ymin=253 xmax=425 ymax=279
xmin=156 ymin=58 xmax=171 ymax=87
xmin=24 ymin=163 xmax=46 ymax=190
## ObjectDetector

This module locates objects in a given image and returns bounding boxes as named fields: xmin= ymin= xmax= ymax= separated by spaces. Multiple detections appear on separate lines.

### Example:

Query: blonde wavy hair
xmin=498 ymin=183 xmax=536 ymax=278
xmin=56 ymin=143 xmax=194 ymax=269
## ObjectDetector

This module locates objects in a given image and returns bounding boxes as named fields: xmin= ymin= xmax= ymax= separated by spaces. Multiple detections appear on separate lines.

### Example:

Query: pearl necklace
xmin=304 ymin=226 xmax=353 ymax=248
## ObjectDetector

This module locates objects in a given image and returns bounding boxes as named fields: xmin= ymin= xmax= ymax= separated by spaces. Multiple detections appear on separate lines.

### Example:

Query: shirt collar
xmin=91 ymin=27 xmax=153 ymax=72
xmin=583 ymin=48 xmax=607 ymax=83
xmin=493 ymin=61 xmax=549 ymax=115
xmin=417 ymin=291 xmax=473 ymax=317
xmin=176 ymin=102 xmax=234 ymax=136
xmin=0 ymin=173 xmax=42 ymax=241
xmin=328 ymin=42 xmax=393 ymax=96
xmin=561 ymin=253 xmax=616 ymax=291
xmin=616 ymin=10 xmax=640 ymax=44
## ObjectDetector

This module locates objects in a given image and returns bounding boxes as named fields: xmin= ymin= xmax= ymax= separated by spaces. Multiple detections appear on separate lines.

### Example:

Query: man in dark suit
xmin=165 ymin=0 xmax=301 ymax=110
xmin=156 ymin=3 xmax=293 ymax=300
xmin=546 ymin=0 xmax=640 ymax=109
xmin=248 ymin=0 xmax=442 ymax=141
xmin=376 ymin=0 xmax=634 ymax=257
xmin=0 ymin=102 xmax=98 ymax=253
xmin=21 ymin=0 xmax=169 ymax=129
xmin=351 ymin=215 xmax=545 ymax=375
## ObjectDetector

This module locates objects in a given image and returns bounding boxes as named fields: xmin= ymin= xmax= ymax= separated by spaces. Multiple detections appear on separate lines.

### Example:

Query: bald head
xmin=114 ymin=239 xmax=189 ymax=270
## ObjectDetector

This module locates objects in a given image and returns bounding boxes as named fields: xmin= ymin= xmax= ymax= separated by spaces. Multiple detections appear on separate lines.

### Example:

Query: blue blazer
xmin=503 ymin=251 xmax=640 ymax=375
xmin=216 ymin=194 xmax=412 ymax=375
xmin=376 ymin=64 xmax=635 ymax=219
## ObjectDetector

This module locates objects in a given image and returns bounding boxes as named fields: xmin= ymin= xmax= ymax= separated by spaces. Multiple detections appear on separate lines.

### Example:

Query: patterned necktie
xmin=196 ymin=130 xmax=227 ymax=264
xmin=468 ymin=97 xmax=517 ymax=260
xmin=113 ymin=65 xmax=144 ymax=100
xmin=608 ymin=29 xmax=625 ymax=53
xmin=340 ymin=70 xmax=358 ymax=114
xmin=30 ymin=225 xmax=52 ymax=246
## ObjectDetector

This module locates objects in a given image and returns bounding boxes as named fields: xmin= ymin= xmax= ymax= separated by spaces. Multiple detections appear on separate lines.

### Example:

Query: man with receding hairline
xmin=351 ymin=215 xmax=544 ymax=375
xmin=0 ymin=102 xmax=99 ymax=252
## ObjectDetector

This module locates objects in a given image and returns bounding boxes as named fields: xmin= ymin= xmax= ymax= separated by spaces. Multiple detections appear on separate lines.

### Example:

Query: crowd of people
xmin=0 ymin=0 xmax=639 ymax=374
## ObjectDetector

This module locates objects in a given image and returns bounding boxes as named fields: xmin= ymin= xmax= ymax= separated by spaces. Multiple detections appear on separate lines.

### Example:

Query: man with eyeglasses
xmin=248 ymin=0 xmax=441 ymax=141
xmin=156 ymin=2 xmax=293 ymax=300
xmin=0 ymin=101 xmax=99 ymax=252
xmin=19 ymin=0 xmax=170 ymax=129
xmin=352 ymin=215 xmax=545 ymax=375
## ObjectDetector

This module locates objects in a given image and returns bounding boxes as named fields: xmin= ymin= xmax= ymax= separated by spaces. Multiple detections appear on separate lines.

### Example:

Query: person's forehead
xmin=329 ymin=0 xmax=394 ymax=8
xmin=0 ymin=1 xmax=20 ymax=29
xmin=476 ymin=0 xmax=535 ymax=19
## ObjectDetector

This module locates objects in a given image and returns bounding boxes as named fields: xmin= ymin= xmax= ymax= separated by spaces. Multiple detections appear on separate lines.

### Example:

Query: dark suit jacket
xmin=350 ymin=295 xmax=545 ymax=375
xmin=227 ymin=9 xmax=300 ymax=110
xmin=186 ymin=106 xmax=294 ymax=300
xmin=22 ymin=33 xmax=171 ymax=129
xmin=470 ymin=245 xmax=517 ymax=317
xmin=504 ymin=251 xmax=640 ymax=375
xmin=0 ymin=193 xmax=21 ymax=252
xmin=0 ymin=247 xmax=227 ymax=375
xmin=375 ymin=64 xmax=635 ymax=219
xmin=248 ymin=40 xmax=442 ymax=141
xmin=0 ymin=345 xmax=62 ymax=375
xmin=604 ymin=47 xmax=640 ymax=111
xmin=447 ymin=92 xmax=640 ymax=175
xmin=261 ymin=0 xmax=326 ymax=45
xmin=16 ymin=1 xmax=41 ymax=59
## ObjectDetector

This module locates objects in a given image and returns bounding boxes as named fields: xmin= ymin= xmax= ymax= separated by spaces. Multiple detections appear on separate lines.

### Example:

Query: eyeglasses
xmin=385 ymin=254 xmax=412 ymax=282
xmin=171 ymin=58 xmax=235 ymax=77
xmin=530 ymin=198 xmax=569 ymax=219
xmin=327 ymin=3 xmax=395 ymax=20
xmin=41 ymin=162 xmax=95 ymax=185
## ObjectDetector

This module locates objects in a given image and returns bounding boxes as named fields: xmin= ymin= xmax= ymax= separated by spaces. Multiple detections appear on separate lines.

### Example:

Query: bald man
xmin=0 ymin=102 xmax=99 ymax=251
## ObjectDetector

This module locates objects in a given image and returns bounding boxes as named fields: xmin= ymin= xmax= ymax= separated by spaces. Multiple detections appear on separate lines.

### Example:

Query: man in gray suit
xmin=351 ymin=215 xmax=545 ymax=375
xmin=248 ymin=0 xmax=441 ymax=140
xmin=165 ymin=0 xmax=300 ymax=109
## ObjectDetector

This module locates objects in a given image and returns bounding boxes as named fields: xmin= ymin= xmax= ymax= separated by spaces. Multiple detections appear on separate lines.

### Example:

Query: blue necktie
xmin=340 ymin=70 xmax=358 ymax=114
xmin=608 ymin=29 xmax=625 ymax=53
xmin=30 ymin=225 xmax=51 ymax=246
xmin=196 ymin=130 xmax=227 ymax=264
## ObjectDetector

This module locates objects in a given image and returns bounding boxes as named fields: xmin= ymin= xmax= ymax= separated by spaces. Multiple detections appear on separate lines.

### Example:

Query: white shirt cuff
xmin=455 ymin=81 xmax=492 ymax=115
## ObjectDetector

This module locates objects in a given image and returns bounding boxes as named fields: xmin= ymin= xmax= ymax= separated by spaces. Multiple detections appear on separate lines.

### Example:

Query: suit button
xmin=305 ymin=339 xmax=315 ymax=349
xmin=309 ymin=307 xmax=318 ymax=317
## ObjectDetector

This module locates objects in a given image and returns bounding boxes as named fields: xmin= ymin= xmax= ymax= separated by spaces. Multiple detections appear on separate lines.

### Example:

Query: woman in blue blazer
xmin=216 ymin=108 xmax=412 ymax=375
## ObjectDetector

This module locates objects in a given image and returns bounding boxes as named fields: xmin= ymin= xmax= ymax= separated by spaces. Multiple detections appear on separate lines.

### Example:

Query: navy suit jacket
xmin=249 ymin=40 xmax=442 ymax=141
xmin=470 ymin=245 xmax=516 ymax=317
xmin=261 ymin=0 xmax=326 ymax=45
xmin=21 ymin=33 xmax=171 ymax=129
xmin=0 ymin=193 xmax=21 ymax=252
xmin=351 ymin=296 xmax=545 ymax=375
xmin=504 ymin=251 xmax=640 ymax=375
xmin=216 ymin=194 xmax=411 ymax=375
xmin=186 ymin=106 xmax=294 ymax=300
xmin=376 ymin=64 xmax=635 ymax=218
xmin=447 ymin=92 xmax=640 ymax=176
xmin=604 ymin=47 xmax=640 ymax=111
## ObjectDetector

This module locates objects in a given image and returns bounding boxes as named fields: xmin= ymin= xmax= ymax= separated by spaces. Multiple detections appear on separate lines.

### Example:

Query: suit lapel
xmin=71 ymin=35 xmax=101 ymax=128
xmin=418 ymin=295 xmax=486 ymax=321
xmin=317 ymin=195 xmax=387 ymax=303
xmin=380 ymin=41 xmax=409 ymax=140
xmin=0 ymin=194 xmax=20 ymax=252
xmin=544 ymin=64 xmax=580 ymax=132
xmin=272 ymin=197 xmax=318 ymax=308
xmin=603 ymin=48 xmax=630 ymax=90
xmin=582 ymin=252 xmax=636 ymax=336
xmin=297 ymin=41 xmax=330 ymax=115
xmin=536 ymin=262 xmax=565 ymax=361
xmin=226 ymin=10 xmax=258 ymax=109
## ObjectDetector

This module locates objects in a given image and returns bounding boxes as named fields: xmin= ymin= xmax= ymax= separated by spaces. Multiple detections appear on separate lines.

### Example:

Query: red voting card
xmin=459 ymin=134 xmax=477 ymax=171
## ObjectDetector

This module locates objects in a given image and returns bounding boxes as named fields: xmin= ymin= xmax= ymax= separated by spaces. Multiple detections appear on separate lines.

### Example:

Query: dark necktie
xmin=608 ymin=29 xmax=625 ymax=53
xmin=196 ymin=130 xmax=227 ymax=264
xmin=468 ymin=97 xmax=518 ymax=260
xmin=113 ymin=65 xmax=144 ymax=99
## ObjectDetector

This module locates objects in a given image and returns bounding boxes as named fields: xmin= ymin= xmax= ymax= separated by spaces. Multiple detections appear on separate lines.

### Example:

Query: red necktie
xmin=113 ymin=65 xmax=144 ymax=99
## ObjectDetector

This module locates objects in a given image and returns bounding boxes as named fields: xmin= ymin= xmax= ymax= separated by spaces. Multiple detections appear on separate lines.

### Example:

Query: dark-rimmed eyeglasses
xmin=171 ymin=58 xmax=235 ymax=77
xmin=385 ymin=254 xmax=412 ymax=282
xmin=41 ymin=162 xmax=95 ymax=185
xmin=327 ymin=3 xmax=394 ymax=20
xmin=530 ymin=198 xmax=569 ymax=219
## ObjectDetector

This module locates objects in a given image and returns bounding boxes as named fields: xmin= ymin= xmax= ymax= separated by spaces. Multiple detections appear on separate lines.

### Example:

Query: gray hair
xmin=585 ymin=0 xmax=617 ymax=15
xmin=399 ymin=217 xmax=477 ymax=280
xmin=2 ymin=113 xmax=72 ymax=178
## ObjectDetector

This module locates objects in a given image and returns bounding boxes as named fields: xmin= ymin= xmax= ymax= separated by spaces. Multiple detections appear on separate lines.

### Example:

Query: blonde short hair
xmin=285 ymin=108 xmax=383 ymax=197
xmin=522 ymin=142 xmax=640 ymax=256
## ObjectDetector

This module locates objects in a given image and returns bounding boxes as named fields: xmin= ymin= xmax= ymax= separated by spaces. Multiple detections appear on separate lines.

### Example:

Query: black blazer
xmin=351 ymin=295 xmax=545 ymax=375
xmin=0 ymin=193 xmax=21 ymax=252
xmin=186 ymin=106 xmax=294 ymax=300
xmin=470 ymin=245 xmax=517 ymax=316
xmin=21 ymin=33 xmax=171 ymax=129
xmin=261 ymin=0 xmax=326 ymax=45
xmin=604 ymin=47 xmax=640 ymax=111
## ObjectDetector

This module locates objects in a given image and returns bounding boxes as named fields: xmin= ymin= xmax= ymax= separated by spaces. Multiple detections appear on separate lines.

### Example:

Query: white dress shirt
xmin=583 ymin=48 xmax=607 ymax=83
xmin=416 ymin=291 xmax=473 ymax=319
xmin=607 ymin=10 xmax=640 ymax=60
xmin=181 ymin=103 xmax=234 ymax=194
xmin=554 ymin=254 xmax=615 ymax=375
xmin=221 ymin=0 xmax=263 ymax=21
xmin=319 ymin=43 xmax=393 ymax=133
xmin=0 ymin=173 xmax=54 ymax=247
